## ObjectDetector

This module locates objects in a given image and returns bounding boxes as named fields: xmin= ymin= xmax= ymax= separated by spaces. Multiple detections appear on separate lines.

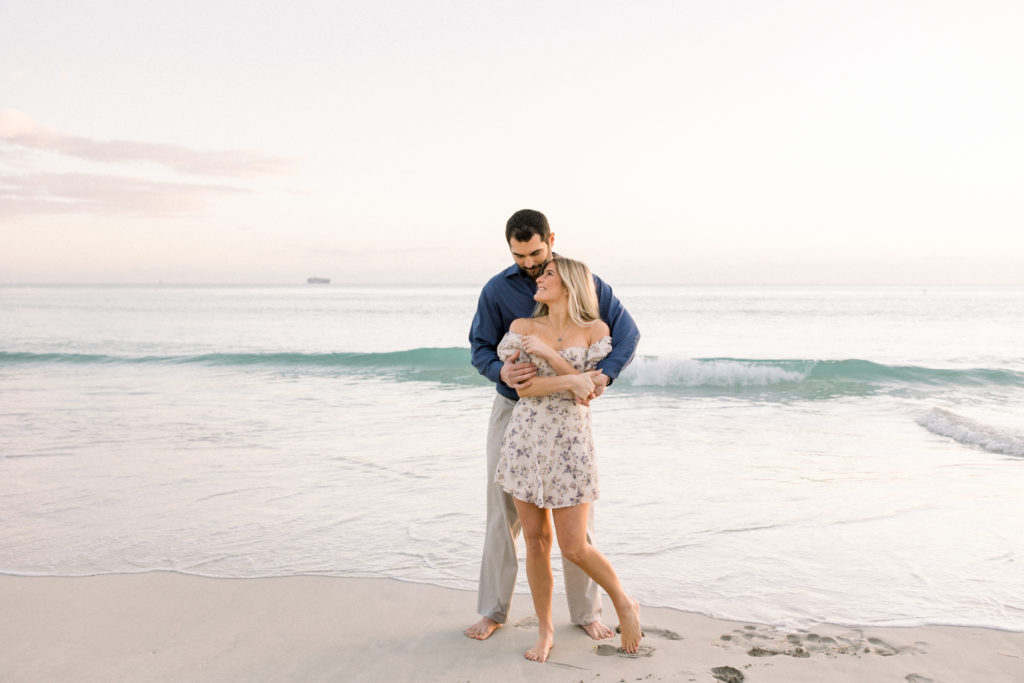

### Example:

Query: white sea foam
xmin=621 ymin=356 xmax=807 ymax=387
xmin=917 ymin=407 xmax=1024 ymax=457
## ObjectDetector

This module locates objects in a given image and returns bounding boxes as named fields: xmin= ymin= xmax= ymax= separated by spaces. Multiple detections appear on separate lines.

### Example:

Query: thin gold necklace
xmin=550 ymin=318 xmax=571 ymax=342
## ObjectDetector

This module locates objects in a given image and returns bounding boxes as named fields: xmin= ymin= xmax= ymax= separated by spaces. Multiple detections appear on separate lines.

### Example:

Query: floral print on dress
xmin=494 ymin=331 xmax=613 ymax=509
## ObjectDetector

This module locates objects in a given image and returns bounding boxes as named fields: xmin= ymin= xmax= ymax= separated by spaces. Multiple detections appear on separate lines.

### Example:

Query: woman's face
xmin=533 ymin=262 xmax=566 ymax=303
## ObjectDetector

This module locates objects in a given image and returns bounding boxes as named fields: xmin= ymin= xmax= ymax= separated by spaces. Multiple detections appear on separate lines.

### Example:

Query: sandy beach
xmin=1 ymin=573 xmax=1021 ymax=682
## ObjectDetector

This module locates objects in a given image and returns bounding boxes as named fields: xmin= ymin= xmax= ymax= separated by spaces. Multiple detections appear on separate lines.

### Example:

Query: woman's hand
xmin=520 ymin=335 xmax=556 ymax=361
xmin=576 ymin=370 xmax=605 ymax=405
xmin=567 ymin=372 xmax=596 ymax=401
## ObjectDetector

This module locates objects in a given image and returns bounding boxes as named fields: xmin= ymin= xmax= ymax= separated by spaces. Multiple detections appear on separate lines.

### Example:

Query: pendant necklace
xmin=552 ymin=319 xmax=570 ymax=343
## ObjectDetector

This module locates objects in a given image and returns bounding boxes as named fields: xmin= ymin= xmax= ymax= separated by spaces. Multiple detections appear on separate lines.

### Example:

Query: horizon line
xmin=3 ymin=281 xmax=1023 ymax=288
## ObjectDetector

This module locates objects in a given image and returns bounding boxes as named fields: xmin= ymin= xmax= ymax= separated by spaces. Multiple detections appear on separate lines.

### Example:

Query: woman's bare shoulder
xmin=509 ymin=318 xmax=535 ymax=335
xmin=589 ymin=320 xmax=610 ymax=342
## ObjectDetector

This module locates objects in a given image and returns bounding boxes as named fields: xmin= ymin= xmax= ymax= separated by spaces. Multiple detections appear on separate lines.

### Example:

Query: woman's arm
xmin=508 ymin=319 xmax=598 ymax=399
xmin=520 ymin=334 xmax=580 ymax=377
xmin=516 ymin=373 xmax=596 ymax=400
xmin=509 ymin=318 xmax=580 ymax=377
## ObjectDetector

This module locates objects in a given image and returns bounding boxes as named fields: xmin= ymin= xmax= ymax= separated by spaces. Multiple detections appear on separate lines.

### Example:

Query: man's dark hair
xmin=505 ymin=209 xmax=551 ymax=244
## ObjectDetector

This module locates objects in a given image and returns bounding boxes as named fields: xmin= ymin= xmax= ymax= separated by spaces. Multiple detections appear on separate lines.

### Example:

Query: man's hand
xmin=577 ymin=370 xmax=608 ymax=406
xmin=499 ymin=349 xmax=537 ymax=390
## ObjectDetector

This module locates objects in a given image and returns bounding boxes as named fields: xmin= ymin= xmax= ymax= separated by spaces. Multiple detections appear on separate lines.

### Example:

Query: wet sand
xmin=1 ymin=573 xmax=1021 ymax=682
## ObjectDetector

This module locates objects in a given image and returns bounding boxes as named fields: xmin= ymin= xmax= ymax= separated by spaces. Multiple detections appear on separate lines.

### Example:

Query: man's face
xmin=509 ymin=234 xmax=554 ymax=280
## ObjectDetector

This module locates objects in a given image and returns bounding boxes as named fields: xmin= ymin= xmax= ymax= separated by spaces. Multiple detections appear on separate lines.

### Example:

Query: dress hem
xmin=498 ymin=485 xmax=600 ymax=510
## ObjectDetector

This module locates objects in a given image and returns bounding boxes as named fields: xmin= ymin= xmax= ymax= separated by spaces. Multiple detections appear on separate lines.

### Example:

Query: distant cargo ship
xmin=307 ymin=277 xmax=331 ymax=284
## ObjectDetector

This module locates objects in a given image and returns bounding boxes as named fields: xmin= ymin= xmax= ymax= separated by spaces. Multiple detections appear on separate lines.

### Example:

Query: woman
xmin=494 ymin=257 xmax=642 ymax=662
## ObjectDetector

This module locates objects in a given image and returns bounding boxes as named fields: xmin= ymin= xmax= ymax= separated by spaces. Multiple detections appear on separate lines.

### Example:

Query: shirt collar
xmin=503 ymin=263 xmax=528 ymax=279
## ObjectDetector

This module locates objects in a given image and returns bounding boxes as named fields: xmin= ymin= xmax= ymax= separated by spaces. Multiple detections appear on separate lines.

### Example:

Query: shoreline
xmin=2 ymin=573 xmax=1022 ymax=682
xmin=2 ymin=569 xmax=1020 ymax=635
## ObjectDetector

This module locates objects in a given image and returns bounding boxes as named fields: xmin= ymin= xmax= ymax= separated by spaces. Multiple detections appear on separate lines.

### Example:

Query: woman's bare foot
xmin=464 ymin=616 xmax=501 ymax=640
xmin=580 ymin=620 xmax=615 ymax=640
xmin=617 ymin=597 xmax=642 ymax=654
xmin=524 ymin=627 xmax=555 ymax=663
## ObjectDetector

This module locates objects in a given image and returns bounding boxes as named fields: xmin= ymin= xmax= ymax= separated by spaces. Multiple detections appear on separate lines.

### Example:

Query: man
xmin=465 ymin=208 xmax=640 ymax=640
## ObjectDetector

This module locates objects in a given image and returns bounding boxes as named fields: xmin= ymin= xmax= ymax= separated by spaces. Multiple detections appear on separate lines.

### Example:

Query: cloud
xmin=0 ymin=109 xmax=291 ymax=178
xmin=0 ymin=172 xmax=249 ymax=217
xmin=0 ymin=109 xmax=287 ymax=217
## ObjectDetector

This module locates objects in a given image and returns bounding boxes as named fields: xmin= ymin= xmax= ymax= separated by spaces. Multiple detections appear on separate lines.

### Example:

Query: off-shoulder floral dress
xmin=494 ymin=331 xmax=613 ymax=509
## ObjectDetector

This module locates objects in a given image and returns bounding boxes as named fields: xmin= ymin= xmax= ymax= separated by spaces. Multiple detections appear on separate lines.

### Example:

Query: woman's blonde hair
xmin=533 ymin=257 xmax=601 ymax=326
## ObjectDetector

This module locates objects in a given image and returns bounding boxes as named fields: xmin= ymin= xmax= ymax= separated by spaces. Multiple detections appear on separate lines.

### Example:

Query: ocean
xmin=2 ymin=283 xmax=1022 ymax=631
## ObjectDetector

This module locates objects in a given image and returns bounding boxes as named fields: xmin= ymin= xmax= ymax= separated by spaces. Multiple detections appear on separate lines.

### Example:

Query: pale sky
xmin=2 ymin=0 xmax=1022 ymax=285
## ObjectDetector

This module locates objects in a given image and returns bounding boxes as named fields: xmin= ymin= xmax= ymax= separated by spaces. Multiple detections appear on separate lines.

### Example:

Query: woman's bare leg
xmin=552 ymin=503 xmax=642 ymax=653
xmin=513 ymin=498 xmax=556 ymax=662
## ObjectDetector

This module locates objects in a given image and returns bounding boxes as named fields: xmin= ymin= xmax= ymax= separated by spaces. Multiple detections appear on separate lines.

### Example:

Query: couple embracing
xmin=466 ymin=209 xmax=643 ymax=662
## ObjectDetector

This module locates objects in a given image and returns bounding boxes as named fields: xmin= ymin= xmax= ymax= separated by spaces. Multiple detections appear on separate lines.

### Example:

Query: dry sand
xmin=1 ymin=573 xmax=1022 ymax=682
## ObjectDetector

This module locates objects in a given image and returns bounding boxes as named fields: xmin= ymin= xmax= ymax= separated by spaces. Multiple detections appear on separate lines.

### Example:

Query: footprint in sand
xmin=866 ymin=636 xmax=905 ymax=656
xmin=644 ymin=627 xmax=683 ymax=640
xmin=720 ymin=625 xmax=926 ymax=659
xmin=615 ymin=624 xmax=683 ymax=640
xmin=748 ymin=645 xmax=810 ymax=658
xmin=595 ymin=643 xmax=656 ymax=658
xmin=598 ymin=623 xmax=672 ymax=658
xmin=512 ymin=615 xmax=538 ymax=630
xmin=711 ymin=666 xmax=745 ymax=683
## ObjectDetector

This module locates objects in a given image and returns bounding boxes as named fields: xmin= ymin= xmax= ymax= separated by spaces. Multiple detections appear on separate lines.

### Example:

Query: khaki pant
xmin=475 ymin=394 xmax=602 ymax=625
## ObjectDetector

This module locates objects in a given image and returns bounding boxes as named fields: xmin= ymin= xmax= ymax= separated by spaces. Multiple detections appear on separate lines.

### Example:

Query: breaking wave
xmin=916 ymin=408 xmax=1024 ymax=457
xmin=3 ymin=349 xmax=1023 ymax=394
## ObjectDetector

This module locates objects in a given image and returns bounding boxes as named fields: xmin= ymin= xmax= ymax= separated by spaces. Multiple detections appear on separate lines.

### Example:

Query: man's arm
xmin=469 ymin=286 xmax=506 ymax=384
xmin=469 ymin=285 xmax=538 ymax=390
xmin=593 ymin=275 xmax=640 ymax=381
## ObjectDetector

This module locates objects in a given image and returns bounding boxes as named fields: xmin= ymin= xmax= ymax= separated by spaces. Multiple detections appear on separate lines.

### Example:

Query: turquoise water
xmin=1 ymin=284 xmax=1022 ymax=630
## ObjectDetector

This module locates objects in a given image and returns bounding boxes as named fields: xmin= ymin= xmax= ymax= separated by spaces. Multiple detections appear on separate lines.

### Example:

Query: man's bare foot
xmin=579 ymin=620 xmax=615 ymax=640
xmin=617 ymin=597 xmax=642 ymax=654
xmin=524 ymin=627 xmax=555 ymax=663
xmin=464 ymin=616 xmax=501 ymax=640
